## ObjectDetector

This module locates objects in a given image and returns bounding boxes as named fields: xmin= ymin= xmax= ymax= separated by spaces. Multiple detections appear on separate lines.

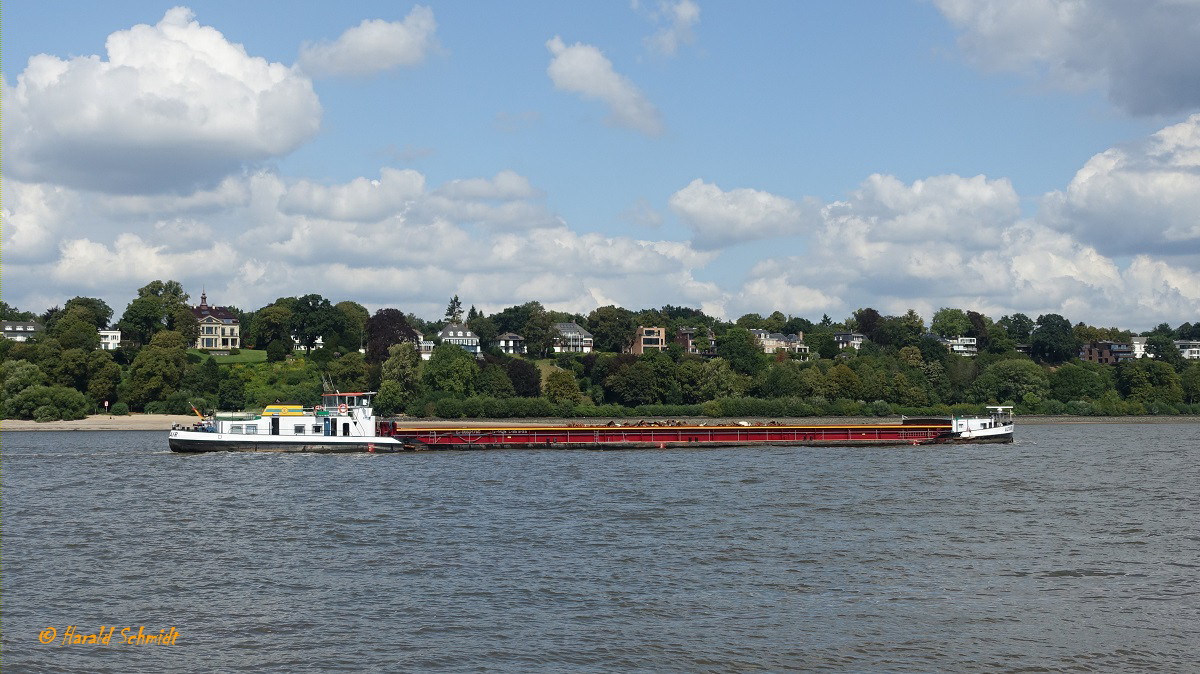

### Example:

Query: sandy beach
xmin=2 ymin=413 xmax=1198 ymax=432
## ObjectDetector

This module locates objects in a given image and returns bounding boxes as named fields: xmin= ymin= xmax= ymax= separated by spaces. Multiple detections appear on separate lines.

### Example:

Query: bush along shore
xmin=3 ymin=285 xmax=1199 ymax=422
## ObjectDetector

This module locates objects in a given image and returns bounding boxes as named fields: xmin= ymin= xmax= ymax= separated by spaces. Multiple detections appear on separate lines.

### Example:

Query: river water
xmin=2 ymin=423 xmax=1197 ymax=672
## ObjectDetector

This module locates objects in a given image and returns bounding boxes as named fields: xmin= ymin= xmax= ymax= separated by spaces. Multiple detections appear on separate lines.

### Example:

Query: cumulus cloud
xmin=934 ymin=0 xmax=1200 ymax=116
xmin=822 ymin=173 xmax=1021 ymax=248
xmin=669 ymin=178 xmax=820 ymax=249
xmin=620 ymin=198 xmax=665 ymax=228
xmin=1040 ymin=113 xmax=1200 ymax=255
xmin=546 ymin=36 xmax=663 ymax=136
xmin=434 ymin=170 xmax=540 ymax=201
xmin=297 ymin=7 xmax=438 ymax=77
xmin=281 ymin=168 xmax=426 ymax=222
xmin=696 ymin=167 xmax=1200 ymax=327
xmin=1 ymin=181 xmax=81 ymax=264
xmin=2 ymin=7 xmax=321 ymax=194
xmin=644 ymin=0 xmax=701 ymax=56
xmin=51 ymin=234 xmax=237 ymax=288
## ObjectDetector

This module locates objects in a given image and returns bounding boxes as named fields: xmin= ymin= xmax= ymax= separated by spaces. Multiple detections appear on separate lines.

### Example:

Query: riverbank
xmin=3 ymin=413 xmax=1199 ymax=432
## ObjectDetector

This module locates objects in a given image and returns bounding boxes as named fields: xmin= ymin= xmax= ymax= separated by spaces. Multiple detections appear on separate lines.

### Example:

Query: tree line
xmin=2 ymin=281 xmax=1199 ymax=421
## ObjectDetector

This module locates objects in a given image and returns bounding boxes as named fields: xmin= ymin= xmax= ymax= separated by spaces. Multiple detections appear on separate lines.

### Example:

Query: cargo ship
xmin=168 ymin=392 xmax=1014 ymax=453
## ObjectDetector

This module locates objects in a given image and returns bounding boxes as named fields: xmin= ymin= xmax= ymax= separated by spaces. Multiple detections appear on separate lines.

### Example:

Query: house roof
xmin=554 ymin=322 xmax=592 ymax=338
xmin=438 ymin=323 xmax=476 ymax=339
xmin=191 ymin=292 xmax=238 ymax=324
xmin=2 ymin=321 xmax=44 ymax=330
xmin=498 ymin=332 xmax=524 ymax=340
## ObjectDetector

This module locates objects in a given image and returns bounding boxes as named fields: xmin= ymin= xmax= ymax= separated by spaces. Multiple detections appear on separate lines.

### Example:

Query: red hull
xmin=378 ymin=422 xmax=989 ymax=449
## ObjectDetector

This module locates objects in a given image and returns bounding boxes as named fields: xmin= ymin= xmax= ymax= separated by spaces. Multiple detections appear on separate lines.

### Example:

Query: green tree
xmin=1117 ymin=359 xmax=1183 ymax=406
xmin=62 ymin=296 xmax=113 ymax=330
xmin=381 ymin=343 xmax=423 ymax=404
xmin=1049 ymin=362 xmax=1113 ymax=402
xmin=2 ymin=360 xmax=47 ymax=399
xmin=898 ymin=345 xmax=923 ymax=367
xmin=931 ymin=308 xmax=971 ymax=337
xmin=492 ymin=301 xmax=539 ymax=335
xmin=522 ymin=307 xmax=558 ymax=359
xmin=676 ymin=360 xmax=707 ymax=403
xmin=756 ymin=360 xmax=807 ymax=398
xmin=251 ymin=305 xmax=295 ymax=350
xmin=1181 ymin=363 xmax=1200 ymax=404
xmin=290 ymin=294 xmax=343 ymax=353
xmin=0 ymin=301 xmax=38 ymax=322
xmin=826 ymin=363 xmax=863 ymax=399
xmin=1145 ymin=334 xmax=1186 ymax=372
xmin=1031 ymin=314 xmax=1078 ymax=364
xmin=266 ymin=339 xmax=291 ymax=363
xmin=545 ymin=369 xmax=586 ymax=404
xmin=422 ymin=343 xmax=479 ymax=396
xmin=700 ymin=358 xmax=747 ymax=400
xmin=874 ymin=313 xmax=923 ymax=348
xmin=445 ymin=295 xmax=464 ymax=323
xmin=468 ymin=315 xmax=499 ymax=351
xmin=806 ymin=331 xmax=838 ymax=360
xmin=217 ymin=378 xmax=246 ymax=411
xmin=55 ymin=348 xmax=92 ymax=391
xmin=51 ymin=307 xmax=101 ymax=350
xmin=86 ymin=351 xmax=122 ymax=404
xmin=3 ymin=385 xmax=91 ymax=421
xmin=853 ymin=308 xmax=883 ymax=343
xmin=970 ymin=359 xmax=1049 ymax=403
xmin=117 ymin=280 xmax=191 ymax=344
xmin=170 ymin=304 xmax=200 ymax=344
xmin=334 ymin=301 xmax=370 ymax=352
xmin=587 ymin=305 xmax=637 ymax=353
xmin=197 ymin=356 xmax=223 ymax=394
xmin=477 ymin=363 xmax=516 ymax=398
xmin=604 ymin=362 xmax=657 ymax=406
xmin=717 ymin=327 xmax=766 ymax=375
xmin=999 ymin=313 xmax=1035 ymax=342
xmin=374 ymin=380 xmax=407 ymax=416
xmin=966 ymin=311 xmax=992 ymax=351
xmin=126 ymin=331 xmax=189 ymax=410
xmin=327 ymin=352 xmax=369 ymax=392
xmin=116 ymin=296 xmax=164 ymax=345
xmin=735 ymin=313 xmax=765 ymax=329
xmin=506 ymin=358 xmax=542 ymax=397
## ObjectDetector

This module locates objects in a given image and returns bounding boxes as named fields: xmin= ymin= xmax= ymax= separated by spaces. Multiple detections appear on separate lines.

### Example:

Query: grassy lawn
xmin=189 ymin=349 xmax=268 ymax=364
xmin=534 ymin=359 xmax=559 ymax=386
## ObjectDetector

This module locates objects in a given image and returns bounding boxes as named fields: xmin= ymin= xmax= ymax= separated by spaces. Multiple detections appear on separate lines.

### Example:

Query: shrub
xmin=34 ymin=405 xmax=60 ymax=423
xmin=434 ymin=398 xmax=464 ymax=418
xmin=110 ymin=401 xmax=130 ymax=416
xmin=3 ymin=385 xmax=91 ymax=421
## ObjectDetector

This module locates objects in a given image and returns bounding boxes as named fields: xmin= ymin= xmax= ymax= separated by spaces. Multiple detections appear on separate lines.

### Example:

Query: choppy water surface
xmin=3 ymin=424 xmax=1198 ymax=672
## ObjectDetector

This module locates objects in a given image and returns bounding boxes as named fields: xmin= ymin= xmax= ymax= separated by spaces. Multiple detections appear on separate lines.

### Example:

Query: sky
xmin=4 ymin=0 xmax=1200 ymax=331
